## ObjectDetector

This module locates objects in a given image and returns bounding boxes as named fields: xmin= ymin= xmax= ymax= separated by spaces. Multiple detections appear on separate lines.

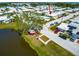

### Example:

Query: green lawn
xmin=0 ymin=22 xmax=18 ymax=30
xmin=40 ymin=35 xmax=49 ymax=42
xmin=22 ymin=34 xmax=74 ymax=56
xmin=50 ymin=24 xmax=59 ymax=31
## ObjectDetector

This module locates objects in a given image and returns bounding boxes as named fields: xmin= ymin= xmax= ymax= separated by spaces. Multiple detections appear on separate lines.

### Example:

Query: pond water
xmin=0 ymin=29 xmax=37 ymax=56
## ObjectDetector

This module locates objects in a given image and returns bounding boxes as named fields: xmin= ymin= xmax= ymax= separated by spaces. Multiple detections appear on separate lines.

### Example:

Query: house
xmin=68 ymin=22 xmax=79 ymax=29
xmin=71 ymin=19 xmax=79 ymax=24
xmin=56 ymin=8 xmax=66 ymax=11
xmin=57 ymin=23 xmax=69 ymax=31
xmin=70 ymin=34 xmax=79 ymax=42
xmin=0 ymin=16 xmax=13 ymax=24
xmin=68 ymin=20 xmax=79 ymax=35
xmin=65 ymin=9 xmax=73 ymax=13
xmin=28 ymin=30 xmax=36 ymax=35
xmin=73 ymin=8 xmax=79 ymax=12
xmin=46 ymin=11 xmax=65 ymax=19
xmin=0 ymin=12 xmax=3 ymax=15
xmin=40 ymin=16 xmax=50 ymax=21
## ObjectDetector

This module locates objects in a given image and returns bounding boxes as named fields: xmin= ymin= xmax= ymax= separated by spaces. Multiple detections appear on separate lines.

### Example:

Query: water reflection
xmin=0 ymin=29 xmax=37 ymax=56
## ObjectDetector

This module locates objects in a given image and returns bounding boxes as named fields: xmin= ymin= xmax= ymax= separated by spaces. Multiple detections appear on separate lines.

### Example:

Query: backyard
xmin=0 ymin=22 xmax=18 ymax=30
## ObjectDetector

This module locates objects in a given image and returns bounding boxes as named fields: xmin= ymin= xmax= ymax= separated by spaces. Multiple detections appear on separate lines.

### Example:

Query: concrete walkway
xmin=38 ymin=35 xmax=51 ymax=45
xmin=40 ymin=12 xmax=79 ymax=55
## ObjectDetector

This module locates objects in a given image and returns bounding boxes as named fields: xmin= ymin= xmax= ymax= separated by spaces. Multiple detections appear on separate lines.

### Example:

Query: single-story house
xmin=46 ymin=11 xmax=65 ymax=19
xmin=0 ymin=12 xmax=3 ymax=15
xmin=73 ymin=8 xmax=79 ymax=12
xmin=70 ymin=34 xmax=79 ymax=42
xmin=40 ymin=16 xmax=50 ymax=21
xmin=57 ymin=23 xmax=69 ymax=31
xmin=28 ymin=30 xmax=36 ymax=35
xmin=72 ymin=19 xmax=79 ymax=24
xmin=65 ymin=9 xmax=73 ymax=13
xmin=0 ymin=16 xmax=13 ymax=24
xmin=56 ymin=8 xmax=66 ymax=11
xmin=22 ymin=8 xmax=35 ymax=12
xmin=68 ymin=22 xmax=79 ymax=29
xmin=36 ymin=10 xmax=43 ymax=14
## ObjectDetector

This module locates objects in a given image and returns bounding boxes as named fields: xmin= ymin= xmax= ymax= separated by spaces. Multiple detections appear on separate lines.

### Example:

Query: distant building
xmin=0 ymin=16 xmax=13 ymax=24
xmin=46 ymin=11 xmax=65 ymax=19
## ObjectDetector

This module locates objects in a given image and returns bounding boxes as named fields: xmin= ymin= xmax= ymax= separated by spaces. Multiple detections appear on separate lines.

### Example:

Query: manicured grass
xmin=22 ymin=34 xmax=74 ymax=56
xmin=40 ymin=35 xmax=49 ymax=42
xmin=0 ymin=22 xmax=18 ymax=30
xmin=50 ymin=24 xmax=59 ymax=31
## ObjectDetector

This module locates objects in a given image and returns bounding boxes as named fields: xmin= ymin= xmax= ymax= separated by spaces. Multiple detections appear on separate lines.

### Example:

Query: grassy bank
xmin=0 ymin=22 xmax=18 ymax=30
xmin=22 ymin=34 xmax=74 ymax=56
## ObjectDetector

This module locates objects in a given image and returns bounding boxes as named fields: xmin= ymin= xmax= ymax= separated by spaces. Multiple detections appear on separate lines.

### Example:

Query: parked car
xmin=54 ymin=29 xmax=60 ymax=34
xmin=59 ymin=33 xmax=67 ymax=40
xmin=50 ymin=23 xmax=54 ymax=26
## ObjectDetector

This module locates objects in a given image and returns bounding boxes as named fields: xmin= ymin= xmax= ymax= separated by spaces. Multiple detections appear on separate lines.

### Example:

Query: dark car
xmin=59 ymin=33 xmax=67 ymax=40
xmin=50 ymin=23 xmax=54 ymax=26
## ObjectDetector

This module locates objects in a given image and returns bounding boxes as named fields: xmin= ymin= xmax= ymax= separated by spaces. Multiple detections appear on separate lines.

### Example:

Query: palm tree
xmin=21 ymin=11 xmax=45 ymax=33
xmin=14 ymin=9 xmax=45 ymax=34
xmin=4 ymin=7 xmax=9 ymax=13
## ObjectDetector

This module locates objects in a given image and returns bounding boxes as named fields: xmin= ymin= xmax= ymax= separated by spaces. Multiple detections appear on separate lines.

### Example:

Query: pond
xmin=0 ymin=29 xmax=37 ymax=56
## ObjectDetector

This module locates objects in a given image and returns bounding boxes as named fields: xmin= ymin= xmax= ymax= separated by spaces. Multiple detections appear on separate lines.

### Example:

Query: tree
xmin=30 ymin=3 xmax=38 ymax=7
xmin=20 ymin=11 xmax=45 ymax=33
xmin=5 ymin=8 xmax=10 ymax=11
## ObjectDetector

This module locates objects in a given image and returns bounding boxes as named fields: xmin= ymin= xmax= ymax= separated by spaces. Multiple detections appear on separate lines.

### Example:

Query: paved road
xmin=45 ymin=12 xmax=79 ymax=27
xmin=40 ymin=12 xmax=79 ymax=56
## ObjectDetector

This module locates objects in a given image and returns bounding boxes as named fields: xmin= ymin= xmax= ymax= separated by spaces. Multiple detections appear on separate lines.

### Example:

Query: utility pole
xmin=48 ymin=4 xmax=52 ymax=15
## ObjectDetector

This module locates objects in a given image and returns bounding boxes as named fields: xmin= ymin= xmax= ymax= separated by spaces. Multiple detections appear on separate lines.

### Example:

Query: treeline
xmin=29 ymin=2 xmax=79 ymax=8
xmin=0 ymin=2 xmax=79 ymax=8
xmin=0 ymin=3 xmax=10 ymax=7
xmin=54 ymin=2 xmax=79 ymax=8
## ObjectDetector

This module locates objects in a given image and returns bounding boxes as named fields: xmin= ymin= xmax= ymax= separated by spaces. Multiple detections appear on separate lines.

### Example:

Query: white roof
xmin=73 ymin=8 xmax=79 ymax=11
xmin=0 ymin=12 xmax=3 ymax=15
xmin=8 ymin=7 xmax=16 ymax=12
xmin=71 ymin=16 xmax=79 ymax=23
xmin=72 ymin=19 xmax=79 ymax=23
xmin=40 ymin=16 xmax=50 ymax=21
xmin=23 ymin=8 xmax=35 ymax=12
xmin=42 ymin=10 xmax=48 ymax=13
xmin=47 ymin=11 xmax=65 ymax=17
xmin=56 ymin=8 xmax=66 ymax=11
xmin=29 ymin=30 xmax=36 ymax=33
xmin=65 ymin=9 xmax=73 ymax=12
xmin=58 ymin=23 xmax=69 ymax=30
xmin=36 ymin=11 xmax=42 ymax=13
xmin=0 ymin=16 xmax=12 ymax=21
xmin=69 ymin=22 xmax=79 ymax=27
